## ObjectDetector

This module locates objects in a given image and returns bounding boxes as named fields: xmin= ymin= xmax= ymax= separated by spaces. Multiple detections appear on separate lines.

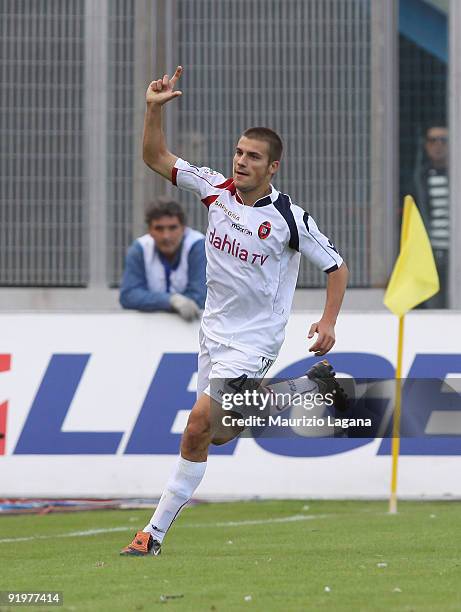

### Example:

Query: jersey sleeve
xmin=292 ymin=204 xmax=343 ymax=273
xmin=171 ymin=158 xmax=230 ymax=203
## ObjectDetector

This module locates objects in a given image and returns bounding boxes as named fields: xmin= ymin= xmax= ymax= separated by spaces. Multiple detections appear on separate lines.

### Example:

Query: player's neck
xmin=237 ymin=185 xmax=271 ymax=207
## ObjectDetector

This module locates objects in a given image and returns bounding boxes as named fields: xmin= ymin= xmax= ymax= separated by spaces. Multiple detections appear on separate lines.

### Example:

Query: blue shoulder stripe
xmin=303 ymin=211 xmax=309 ymax=232
xmin=273 ymin=193 xmax=299 ymax=251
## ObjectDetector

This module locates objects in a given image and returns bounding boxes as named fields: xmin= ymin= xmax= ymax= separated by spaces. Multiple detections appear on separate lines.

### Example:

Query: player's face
xmin=148 ymin=215 xmax=185 ymax=258
xmin=233 ymin=137 xmax=280 ymax=193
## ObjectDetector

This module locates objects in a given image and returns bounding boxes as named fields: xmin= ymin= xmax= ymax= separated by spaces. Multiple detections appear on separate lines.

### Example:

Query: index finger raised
xmin=170 ymin=65 xmax=183 ymax=87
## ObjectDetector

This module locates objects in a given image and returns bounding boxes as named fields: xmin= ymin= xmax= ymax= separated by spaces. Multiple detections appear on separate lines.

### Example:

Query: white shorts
xmin=197 ymin=329 xmax=275 ymax=404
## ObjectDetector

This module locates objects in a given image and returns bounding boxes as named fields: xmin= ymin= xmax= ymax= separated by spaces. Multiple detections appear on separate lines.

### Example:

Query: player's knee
xmin=183 ymin=414 xmax=211 ymax=448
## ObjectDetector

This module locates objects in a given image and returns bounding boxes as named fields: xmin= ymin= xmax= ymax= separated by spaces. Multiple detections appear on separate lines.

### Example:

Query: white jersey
xmin=172 ymin=158 xmax=343 ymax=359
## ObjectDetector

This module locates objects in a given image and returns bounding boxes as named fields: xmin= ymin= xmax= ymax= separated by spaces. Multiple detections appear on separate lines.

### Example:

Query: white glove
xmin=170 ymin=293 xmax=201 ymax=321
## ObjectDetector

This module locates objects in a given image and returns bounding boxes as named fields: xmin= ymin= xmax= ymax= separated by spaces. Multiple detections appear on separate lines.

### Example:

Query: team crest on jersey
xmin=258 ymin=221 xmax=271 ymax=240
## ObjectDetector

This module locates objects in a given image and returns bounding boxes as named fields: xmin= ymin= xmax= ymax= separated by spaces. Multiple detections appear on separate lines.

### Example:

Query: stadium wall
xmin=1 ymin=312 xmax=460 ymax=499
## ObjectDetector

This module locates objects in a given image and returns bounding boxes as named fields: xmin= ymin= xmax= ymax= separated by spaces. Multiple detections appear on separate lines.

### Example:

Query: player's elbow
xmin=142 ymin=149 xmax=172 ymax=180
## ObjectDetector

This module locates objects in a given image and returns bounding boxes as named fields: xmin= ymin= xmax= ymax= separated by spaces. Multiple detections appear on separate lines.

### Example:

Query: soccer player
xmin=121 ymin=67 xmax=349 ymax=556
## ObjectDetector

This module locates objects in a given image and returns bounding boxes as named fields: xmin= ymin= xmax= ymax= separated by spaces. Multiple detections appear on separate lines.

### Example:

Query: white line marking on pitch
xmin=0 ymin=514 xmax=328 ymax=544
xmin=0 ymin=526 xmax=131 ymax=544
xmin=186 ymin=514 xmax=330 ymax=528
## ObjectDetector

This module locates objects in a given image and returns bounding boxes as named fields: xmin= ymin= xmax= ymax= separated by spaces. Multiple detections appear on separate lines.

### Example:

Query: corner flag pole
xmin=385 ymin=196 xmax=439 ymax=514
xmin=389 ymin=315 xmax=404 ymax=514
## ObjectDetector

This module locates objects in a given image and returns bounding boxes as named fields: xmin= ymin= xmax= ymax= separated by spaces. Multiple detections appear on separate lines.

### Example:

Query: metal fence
xmin=0 ymin=0 xmax=86 ymax=286
xmin=1 ymin=0 xmax=386 ymax=295
xmin=399 ymin=34 xmax=447 ymax=203
xmin=107 ymin=0 xmax=135 ymax=286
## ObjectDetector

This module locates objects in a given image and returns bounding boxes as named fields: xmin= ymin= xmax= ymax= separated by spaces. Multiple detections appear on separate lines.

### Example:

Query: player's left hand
xmin=307 ymin=319 xmax=335 ymax=356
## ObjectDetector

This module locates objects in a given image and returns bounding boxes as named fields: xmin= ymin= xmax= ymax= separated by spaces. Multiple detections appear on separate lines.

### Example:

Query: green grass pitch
xmin=0 ymin=500 xmax=460 ymax=611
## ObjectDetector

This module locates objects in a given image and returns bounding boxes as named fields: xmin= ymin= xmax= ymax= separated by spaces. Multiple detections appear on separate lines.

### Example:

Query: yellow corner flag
xmin=384 ymin=196 xmax=439 ymax=315
xmin=384 ymin=196 xmax=439 ymax=514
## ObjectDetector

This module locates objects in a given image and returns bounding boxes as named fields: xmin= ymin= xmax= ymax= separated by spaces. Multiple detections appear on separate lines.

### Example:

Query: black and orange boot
xmin=120 ymin=531 xmax=161 ymax=557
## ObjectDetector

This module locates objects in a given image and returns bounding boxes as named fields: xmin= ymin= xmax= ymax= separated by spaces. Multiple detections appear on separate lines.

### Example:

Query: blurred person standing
xmin=411 ymin=126 xmax=449 ymax=308
xmin=120 ymin=197 xmax=206 ymax=320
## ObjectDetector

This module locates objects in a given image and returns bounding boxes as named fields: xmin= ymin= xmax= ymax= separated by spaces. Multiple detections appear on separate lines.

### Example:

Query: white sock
xmin=143 ymin=455 xmax=207 ymax=543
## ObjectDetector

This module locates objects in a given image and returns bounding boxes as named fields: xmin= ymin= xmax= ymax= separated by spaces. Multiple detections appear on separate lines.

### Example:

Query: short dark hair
xmin=144 ymin=197 xmax=186 ymax=226
xmin=242 ymin=127 xmax=283 ymax=162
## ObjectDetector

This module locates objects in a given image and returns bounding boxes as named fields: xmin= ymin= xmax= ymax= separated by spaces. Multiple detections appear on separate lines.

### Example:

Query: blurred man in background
xmin=119 ymin=197 xmax=206 ymax=320
xmin=412 ymin=126 xmax=449 ymax=308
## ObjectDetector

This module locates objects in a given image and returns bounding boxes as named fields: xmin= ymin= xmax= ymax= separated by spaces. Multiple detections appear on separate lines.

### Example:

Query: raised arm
xmin=143 ymin=66 xmax=183 ymax=180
